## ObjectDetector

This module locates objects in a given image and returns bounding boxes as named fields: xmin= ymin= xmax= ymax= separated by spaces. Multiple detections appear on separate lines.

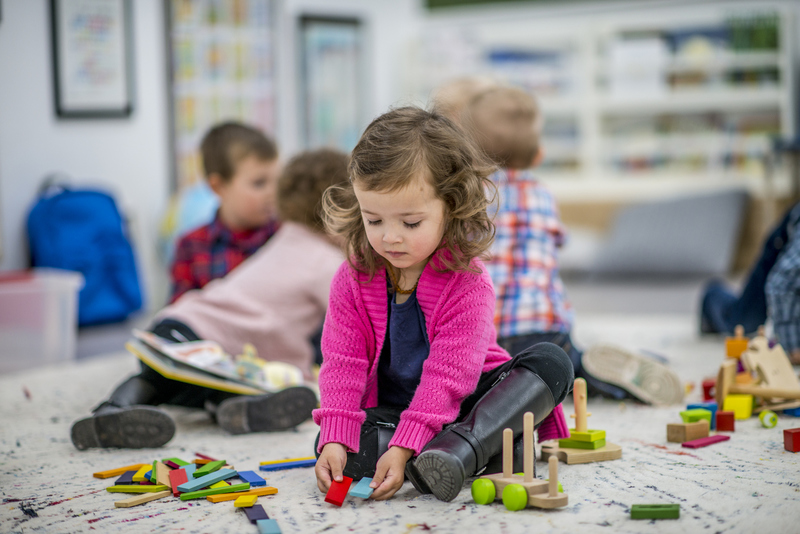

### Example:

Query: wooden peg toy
xmin=325 ymin=476 xmax=353 ymax=507
xmin=726 ymin=325 xmax=748 ymax=358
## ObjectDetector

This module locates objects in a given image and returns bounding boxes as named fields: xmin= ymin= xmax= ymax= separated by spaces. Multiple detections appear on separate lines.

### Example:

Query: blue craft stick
xmin=177 ymin=468 xmax=236 ymax=493
xmin=259 ymin=459 xmax=316 ymax=471
xmin=257 ymin=519 xmax=281 ymax=534
xmin=238 ymin=470 xmax=266 ymax=487
xmin=349 ymin=477 xmax=374 ymax=499
xmin=143 ymin=470 xmax=152 ymax=481
xmin=181 ymin=463 xmax=197 ymax=477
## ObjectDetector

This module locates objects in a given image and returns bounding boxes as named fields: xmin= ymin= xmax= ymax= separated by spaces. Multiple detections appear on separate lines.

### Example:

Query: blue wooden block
xmin=687 ymin=402 xmax=718 ymax=429
xmin=238 ymin=470 xmax=266 ymax=487
xmin=349 ymin=477 xmax=374 ymax=499
xmin=783 ymin=406 xmax=800 ymax=417
xmin=114 ymin=470 xmax=136 ymax=486
xmin=244 ymin=504 xmax=269 ymax=523
xmin=259 ymin=459 xmax=316 ymax=471
xmin=177 ymin=468 xmax=236 ymax=493
xmin=257 ymin=519 xmax=281 ymax=534
xmin=143 ymin=470 xmax=152 ymax=481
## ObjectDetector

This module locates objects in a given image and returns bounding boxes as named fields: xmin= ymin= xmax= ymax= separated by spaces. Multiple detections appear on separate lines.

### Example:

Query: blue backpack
xmin=27 ymin=182 xmax=143 ymax=326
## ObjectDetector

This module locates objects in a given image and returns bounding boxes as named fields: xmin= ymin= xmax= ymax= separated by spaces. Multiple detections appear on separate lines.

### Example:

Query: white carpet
xmin=2 ymin=313 xmax=800 ymax=534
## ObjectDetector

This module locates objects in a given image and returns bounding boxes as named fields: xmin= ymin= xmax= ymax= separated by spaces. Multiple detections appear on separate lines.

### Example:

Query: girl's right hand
xmin=315 ymin=442 xmax=348 ymax=493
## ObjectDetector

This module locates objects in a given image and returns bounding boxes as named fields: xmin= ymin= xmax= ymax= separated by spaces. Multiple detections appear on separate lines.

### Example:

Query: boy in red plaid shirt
xmin=170 ymin=122 xmax=281 ymax=303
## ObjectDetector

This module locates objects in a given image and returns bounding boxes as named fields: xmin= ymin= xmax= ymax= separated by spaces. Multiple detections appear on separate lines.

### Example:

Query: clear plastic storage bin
xmin=0 ymin=269 xmax=84 ymax=373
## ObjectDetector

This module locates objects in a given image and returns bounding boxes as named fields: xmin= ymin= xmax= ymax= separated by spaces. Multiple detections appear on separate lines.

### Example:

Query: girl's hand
xmin=370 ymin=446 xmax=414 ymax=500
xmin=315 ymin=442 xmax=348 ymax=493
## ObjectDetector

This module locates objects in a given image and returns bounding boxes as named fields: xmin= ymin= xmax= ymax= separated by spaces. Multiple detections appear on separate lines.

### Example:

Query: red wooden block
xmin=716 ymin=411 xmax=735 ymax=432
xmin=324 ymin=476 xmax=353 ymax=507
xmin=682 ymin=434 xmax=730 ymax=449
xmin=785 ymin=428 xmax=800 ymax=453
xmin=169 ymin=468 xmax=189 ymax=497
xmin=702 ymin=379 xmax=716 ymax=401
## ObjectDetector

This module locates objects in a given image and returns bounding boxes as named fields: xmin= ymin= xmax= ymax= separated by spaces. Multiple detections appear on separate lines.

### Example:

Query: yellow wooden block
xmin=723 ymin=394 xmax=754 ymax=419
xmin=93 ymin=463 xmax=149 ymax=479
xmin=209 ymin=481 xmax=230 ymax=489
xmin=132 ymin=465 xmax=152 ymax=483
xmin=206 ymin=486 xmax=278 ymax=503
xmin=234 ymin=495 xmax=258 ymax=507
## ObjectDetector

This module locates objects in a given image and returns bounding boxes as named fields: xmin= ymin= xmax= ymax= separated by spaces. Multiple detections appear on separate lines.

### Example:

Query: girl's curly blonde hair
xmin=322 ymin=106 xmax=497 ymax=277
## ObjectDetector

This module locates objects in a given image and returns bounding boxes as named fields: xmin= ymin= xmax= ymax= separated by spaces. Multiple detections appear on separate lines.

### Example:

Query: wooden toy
xmin=784 ymin=407 xmax=800 ymax=417
xmin=256 ymin=519 xmax=281 ymax=534
xmin=168 ymin=467 xmax=188 ymax=497
xmin=631 ymin=504 xmax=680 ymax=519
xmin=180 ymin=482 xmax=250 ymax=501
xmin=543 ymin=378 xmax=622 ymax=464
xmin=666 ymin=420 xmax=709 ymax=443
xmin=155 ymin=461 xmax=171 ymax=486
xmin=679 ymin=408 xmax=712 ymax=425
xmin=681 ymin=435 xmax=730 ymax=449
xmin=132 ymin=464 xmax=151 ymax=482
xmin=92 ymin=463 xmax=149 ymax=479
xmin=726 ymin=325 xmax=748 ymax=358
xmin=325 ymin=476 xmax=353 ymax=507
xmin=234 ymin=495 xmax=258 ymax=507
xmin=259 ymin=458 xmax=316 ymax=471
xmin=149 ymin=461 xmax=158 ymax=483
xmin=162 ymin=457 xmax=189 ymax=469
xmin=349 ymin=477 xmax=374 ymax=499
xmin=107 ymin=484 xmax=170 ymax=493
xmin=244 ymin=503 xmax=269 ymax=522
xmin=209 ymin=481 xmax=230 ymax=489
xmin=238 ymin=471 xmax=267 ymax=487
xmin=716 ymin=411 xmax=735 ymax=432
xmin=759 ymin=410 xmax=778 ymax=428
xmin=206 ymin=486 xmax=278 ymax=503
xmin=194 ymin=459 xmax=226 ymax=477
xmin=716 ymin=343 xmax=800 ymax=410
xmin=723 ymin=394 xmax=754 ymax=420
xmin=194 ymin=458 xmax=213 ymax=465
xmin=702 ymin=378 xmax=716 ymax=401
xmin=195 ymin=452 xmax=218 ymax=461
xmin=687 ymin=401 xmax=718 ymax=429
xmin=114 ymin=470 xmax=136 ymax=486
xmin=114 ymin=490 xmax=172 ymax=508
xmin=182 ymin=463 xmax=197 ymax=477
xmin=260 ymin=456 xmax=315 ymax=466
xmin=177 ymin=468 xmax=237 ymax=493
xmin=139 ymin=480 xmax=154 ymax=485
xmin=784 ymin=428 xmax=800 ymax=453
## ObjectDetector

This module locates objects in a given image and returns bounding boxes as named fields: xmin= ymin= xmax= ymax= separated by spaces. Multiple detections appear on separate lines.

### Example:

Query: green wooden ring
xmin=502 ymin=483 xmax=528 ymax=511
xmin=471 ymin=478 xmax=496 ymax=505
xmin=759 ymin=410 xmax=778 ymax=428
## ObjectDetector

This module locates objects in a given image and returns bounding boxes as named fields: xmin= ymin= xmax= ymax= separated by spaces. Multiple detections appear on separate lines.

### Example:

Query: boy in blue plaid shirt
xmin=460 ymin=85 xmax=684 ymax=405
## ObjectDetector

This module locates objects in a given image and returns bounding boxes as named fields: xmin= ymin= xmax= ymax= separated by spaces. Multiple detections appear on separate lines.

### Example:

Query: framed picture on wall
xmin=50 ymin=0 xmax=134 ymax=118
xmin=300 ymin=15 xmax=364 ymax=151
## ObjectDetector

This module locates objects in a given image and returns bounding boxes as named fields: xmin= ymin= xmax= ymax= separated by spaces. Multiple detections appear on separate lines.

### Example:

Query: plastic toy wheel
xmin=759 ymin=410 xmax=778 ymax=428
xmin=471 ymin=478 xmax=496 ymax=505
xmin=502 ymin=483 xmax=528 ymax=511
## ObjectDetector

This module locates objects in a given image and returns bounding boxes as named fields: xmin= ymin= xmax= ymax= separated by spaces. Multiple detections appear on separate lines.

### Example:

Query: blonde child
xmin=312 ymin=107 xmax=573 ymax=503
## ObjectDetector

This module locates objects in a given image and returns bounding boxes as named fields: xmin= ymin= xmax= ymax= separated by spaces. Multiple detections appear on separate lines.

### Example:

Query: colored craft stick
xmin=206 ymin=486 xmax=278 ymax=503
xmin=169 ymin=467 xmax=188 ymax=497
xmin=245 ymin=504 xmax=269 ymax=522
xmin=107 ymin=484 xmax=170 ymax=493
xmin=194 ymin=460 xmax=226 ymax=478
xmin=114 ymin=490 xmax=172 ymax=508
xmin=195 ymin=452 xmax=218 ymax=461
xmin=149 ymin=461 xmax=158 ymax=483
xmin=182 ymin=463 xmax=197 ymax=477
xmin=257 ymin=519 xmax=281 ymax=534
xmin=143 ymin=470 xmax=152 ymax=481
xmin=235 ymin=495 xmax=258 ymax=507
xmin=162 ymin=457 xmax=189 ymax=467
xmin=325 ymin=476 xmax=353 ymax=507
xmin=259 ymin=459 xmax=317 ymax=471
xmin=259 ymin=456 xmax=315 ymax=466
xmin=114 ymin=471 xmax=136 ymax=486
xmin=194 ymin=458 xmax=213 ymax=465
xmin=682 ymin=435 xmax=730 ymax=449
xmin=163 ymin=460 xmax=180 ymax=469
xmin=132 ymin=465 xmax=151 ymax=482
xmin=209 ymin=481 xmax=230 ymax=489
xmin=349 ymin=477 xmax=374 ymax=499
xmin=180 ymin=482 xmax=250 ymax=501
xmin=93 ymin=463 xmax=149 ymax=479
xmin=631 ymin=504 xmax=680 ymax=519
xmin=177 ymin=469 xmax=237 ymax=493
xmin=155 ymin=461 xmax=171 ymax=486
xmin=139 ymin=480 xmax=154 ymax=486
xmin=237 ymin=471 xmax=266 ymax=487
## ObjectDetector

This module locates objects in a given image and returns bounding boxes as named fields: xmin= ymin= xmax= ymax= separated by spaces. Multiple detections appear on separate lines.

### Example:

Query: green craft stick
xmin=149 ymin=460 xmax=158 ymax=483
xmin=107 ymin=484 xmax=170 ymax=494
xmin=162 ymin=457 xmax=189 ymax=467
xmin=631 ymin=504 xmax=680 ymax=519
xmin=180 ymin=482 xmax=250 ymax=501
xmin=567 ymin=429 xmax=605 ymax=442
xmin=558 ymin=437 xmax=606 ymax=450
xmin=193 ymin=459 xmax=226 ymax=478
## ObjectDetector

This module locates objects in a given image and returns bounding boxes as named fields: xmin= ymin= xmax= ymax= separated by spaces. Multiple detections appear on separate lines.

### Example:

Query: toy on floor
xmin=349 ymin=477 xmax=374 ymax=499
xmin=541 ymin=378 xmax=622 ymax=464
xmin=259 ymin=457 xmax=316 ymax=471
xmin=324 ymin=476 xmax=353 ymax=507
xmin=667 ymin=420 xmax=709 ymax=443
xmin=716 ymin=411 xmax=735 ymax=432
xmin=785 ymin=428 xmax=800 ymax=453
xmin=473 ymin=412 xmax=568 ymax=511
xmin=681 ymin=434 xmax=730 ymax=449
xmin=759 ymin=410 xmax=778 ymax=428
xmin=631 ymin=503 xmax=680 ymax=519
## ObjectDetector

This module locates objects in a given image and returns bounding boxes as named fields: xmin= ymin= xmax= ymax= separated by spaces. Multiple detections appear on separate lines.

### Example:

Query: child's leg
xmin=314 ymin=406 xmax=404 ymax=480
xmin=411 ymin=342 xmax=573 ymax=502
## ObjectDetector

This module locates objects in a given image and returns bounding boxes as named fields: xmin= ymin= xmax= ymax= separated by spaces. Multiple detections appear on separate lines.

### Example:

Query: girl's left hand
xmin=370 ymin=446 xmax=415 ymax=500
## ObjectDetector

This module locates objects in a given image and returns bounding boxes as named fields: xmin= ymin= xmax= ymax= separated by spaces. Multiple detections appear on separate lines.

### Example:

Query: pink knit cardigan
xmin=313 ymin=253 xmax=569 ymax=455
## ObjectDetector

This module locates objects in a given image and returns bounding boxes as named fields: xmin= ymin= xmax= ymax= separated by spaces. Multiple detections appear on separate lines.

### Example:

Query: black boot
xmin=216 ymin=386 xmax=318 ymax=435
xmin=413 ymin=343 xmax=573 ymax=502
xmin=70 ymin=376 xmax=175 ymax=450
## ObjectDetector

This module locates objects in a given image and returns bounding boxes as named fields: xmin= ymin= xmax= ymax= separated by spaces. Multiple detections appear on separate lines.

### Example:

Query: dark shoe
xmin=481 ymin=433 xmax=526 ymax=477
xmin=70 ymin=405 xmax=175 ymax=450
xmin=216 ymin=386 xmax=317 ymax=435
xmin=404 ymin=459 xmax=433 ymax=494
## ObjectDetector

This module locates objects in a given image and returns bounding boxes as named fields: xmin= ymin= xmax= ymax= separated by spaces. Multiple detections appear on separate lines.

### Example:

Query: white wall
xmin=0 ymin=0 xmax=171 ymax=308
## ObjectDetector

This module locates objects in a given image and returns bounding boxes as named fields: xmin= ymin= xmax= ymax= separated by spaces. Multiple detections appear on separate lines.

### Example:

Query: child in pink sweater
xmin=313 ymin=107 xmax=573 ymax=503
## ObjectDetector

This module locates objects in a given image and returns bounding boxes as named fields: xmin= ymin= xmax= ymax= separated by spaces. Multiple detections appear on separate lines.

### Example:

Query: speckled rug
xmin=2 ymin=313 xmax=800 ymax=534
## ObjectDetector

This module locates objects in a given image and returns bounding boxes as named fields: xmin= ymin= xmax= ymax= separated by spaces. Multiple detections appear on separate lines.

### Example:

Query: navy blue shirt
xmin=378 ymin=288 xmax=431 ymax=408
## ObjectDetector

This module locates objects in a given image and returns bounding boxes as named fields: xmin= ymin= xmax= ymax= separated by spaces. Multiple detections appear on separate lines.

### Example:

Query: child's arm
xmin=370 ymin=446 xmax=414 ymax=500
xmin=314 ymin=442 xmax=348 ymax=493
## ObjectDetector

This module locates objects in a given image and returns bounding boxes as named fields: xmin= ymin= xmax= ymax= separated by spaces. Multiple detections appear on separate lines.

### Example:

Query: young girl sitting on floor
xmin=312 ymin=106 xmax=574 ymax=503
